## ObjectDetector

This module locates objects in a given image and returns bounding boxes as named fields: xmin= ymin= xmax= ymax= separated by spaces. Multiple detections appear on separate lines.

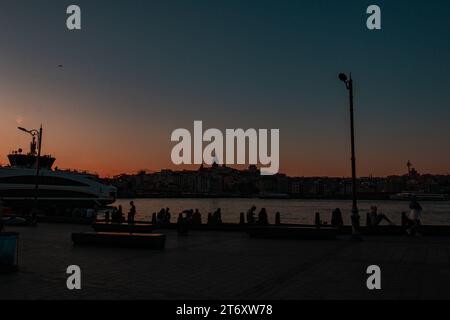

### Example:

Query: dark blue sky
xmin=1 ymin=0 xmax=449 ymax=176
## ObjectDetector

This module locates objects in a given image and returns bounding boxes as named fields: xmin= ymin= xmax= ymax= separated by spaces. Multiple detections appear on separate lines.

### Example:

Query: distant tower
xmin=407 ymin=160 xmax=412 ymax=176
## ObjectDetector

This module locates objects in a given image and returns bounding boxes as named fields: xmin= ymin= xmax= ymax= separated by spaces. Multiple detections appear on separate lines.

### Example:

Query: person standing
xmin=407 ymin=196 xmax=422 ymax=236
xmin=128 ymin=201 xmax=136 ymax=224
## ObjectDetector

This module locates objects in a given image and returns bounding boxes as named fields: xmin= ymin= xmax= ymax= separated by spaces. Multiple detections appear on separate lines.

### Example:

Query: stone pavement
xmin=1 ymin=223 xmax=449 ymax=300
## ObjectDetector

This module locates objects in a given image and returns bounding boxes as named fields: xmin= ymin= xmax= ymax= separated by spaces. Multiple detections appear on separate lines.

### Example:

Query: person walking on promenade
xmin=368 ymin=206 xmax=394 ymax=227
xmin=128 ymin=201 xmax=136 ymax=224
xmin=406 ymin=196 xmax=422 ymax=236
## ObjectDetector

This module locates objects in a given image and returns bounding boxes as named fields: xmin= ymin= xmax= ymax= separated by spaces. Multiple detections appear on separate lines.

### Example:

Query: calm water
xmin=113 ymin=198 xmax=450 ymax=225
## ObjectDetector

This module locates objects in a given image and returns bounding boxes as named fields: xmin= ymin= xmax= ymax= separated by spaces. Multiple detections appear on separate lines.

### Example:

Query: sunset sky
xmin=1 ymin=0 xmax=450 ymax=177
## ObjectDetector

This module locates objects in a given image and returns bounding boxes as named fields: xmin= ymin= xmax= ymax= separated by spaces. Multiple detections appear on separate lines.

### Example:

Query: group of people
xmin=106 ymin=201 xmax=136 ymax=224
xmin=325 ymin=197 xmax=423 ymax=236
xmin=245 ymin=206 xmax=269 ymax=225
xmin=103 ymin=198 xmax=424 ymax=236
xmin=153 ymin=208 xmax=171 ymax=225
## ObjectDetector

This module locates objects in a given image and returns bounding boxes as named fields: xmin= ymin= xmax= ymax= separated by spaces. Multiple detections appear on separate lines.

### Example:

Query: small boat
xmin=390 ymin=192 xmax=449 ymax=201
xmin=2 ymin=216 xmax=27 ymax=226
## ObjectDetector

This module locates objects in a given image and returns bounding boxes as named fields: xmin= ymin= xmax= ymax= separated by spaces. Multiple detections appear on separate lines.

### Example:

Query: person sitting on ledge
xmin=258 ymin=208 xmax=269 ymax=225
xmin=212 ymin=208 xmax=222 ymax=225
xmin=368 ymin=206 xmax=394 ymax=227
xmin=246 ymin=206 xmax=257 ymax=225
xmin=239 ymin=212 xmax=245 ymax=224
xmin=207 ymin=212 xmax=213 ymax=224
xmin=192 ymin=209 xmax=202 ymax=225
xmin=406 ymin=197 xmax=422 ymax=236
xmin=315 ymin=212 xmax=322 ymax=227
xmin=164 ymin=208 xmax=171 ymax=225
xmin=331 ymin=208 xmax=344 ymax=228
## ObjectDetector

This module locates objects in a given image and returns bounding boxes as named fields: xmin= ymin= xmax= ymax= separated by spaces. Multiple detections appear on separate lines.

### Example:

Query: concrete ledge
xmin=92 ymin=222 xmax=153 ymax=233
xmin=38 ymin=216 xmax=94 ymax=225
xmin=72 ymin=232 xmax=166 ymax=250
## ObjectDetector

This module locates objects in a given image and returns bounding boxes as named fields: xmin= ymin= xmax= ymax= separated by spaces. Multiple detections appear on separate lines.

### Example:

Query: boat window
xmin=0 ymin=175 xmax=89 ymax=186
xmin=0 ymin=189 xmax=97 ymax=198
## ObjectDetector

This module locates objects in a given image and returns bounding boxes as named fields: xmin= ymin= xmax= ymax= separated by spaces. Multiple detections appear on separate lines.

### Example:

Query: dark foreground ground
xmin=1 ymin=223 xmax=450 ymax=300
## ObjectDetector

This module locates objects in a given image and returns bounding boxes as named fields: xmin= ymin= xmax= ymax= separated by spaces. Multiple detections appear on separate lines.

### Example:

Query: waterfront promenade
xmin=1 ymin=223 xmax=450 ymax=300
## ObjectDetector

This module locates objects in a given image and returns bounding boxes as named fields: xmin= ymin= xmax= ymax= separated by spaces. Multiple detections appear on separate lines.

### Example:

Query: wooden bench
xmin=92 ymin=222 xmax=153 ymax=233
xmin=248 ymin=226 xmax=337 ymax=240
xmin=72 ymin=232 xmax=166 ymax=250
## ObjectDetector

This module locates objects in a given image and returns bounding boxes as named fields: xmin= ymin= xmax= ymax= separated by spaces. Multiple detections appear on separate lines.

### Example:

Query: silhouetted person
xmin=406 ymin=197 xmax=422 ymax=236
xmin=165 ymin=208 xmax=171 ymax=225
xmin=192 ymin=209 xmax=202 ymax=225
xmin=207 ymin=212 xmax=212 ymax=225
xmin=128 ymin=201 xmax=136 ymax=224
xmin=258 ymin=208 xmax=269 ymax=225
xmin=187 ymin=209 xmax=194 ymax=222
xmin=368 ymin=206 xmax=394 ymax=227
xmin=177 ymin=212 xmax=189 ymax=235
xmin=331 ymin=208 xmax=344 ymax=228
xmin=315 ymin=212 xmax=322 ymax=227
xmin=247 ymin=206 xmax=256 ymax=225
xmin=239 ymin=212 xmax=245 ymax=225
xmin=152 ymin=212 xmax=157 ymax=225
xmin=156 ymin=208 xmax=164 ymax=225
xmin=213 ymin=208 xmax=222 ymax=225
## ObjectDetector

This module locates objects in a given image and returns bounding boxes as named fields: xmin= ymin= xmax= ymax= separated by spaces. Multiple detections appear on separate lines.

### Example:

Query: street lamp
xmin=338 ymin=73 xmax=361 ymax=239
xmin=18 ymin=125 xmax=43 ymax=224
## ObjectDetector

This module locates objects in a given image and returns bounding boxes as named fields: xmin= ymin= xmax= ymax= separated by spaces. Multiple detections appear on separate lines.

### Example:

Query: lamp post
xmin=338 ymin=73 xmax=360 ymax=238
xmin=18 ymin=125 xmax=42 ymax=222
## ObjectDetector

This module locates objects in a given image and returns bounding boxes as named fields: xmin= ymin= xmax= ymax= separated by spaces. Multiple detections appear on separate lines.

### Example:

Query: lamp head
xmin=338 ymin=73 xmax=348 ymax=82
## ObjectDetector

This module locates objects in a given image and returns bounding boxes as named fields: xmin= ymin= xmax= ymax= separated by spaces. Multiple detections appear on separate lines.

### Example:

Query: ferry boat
xmin=0 ymin=132 xmax=117 ymax=209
